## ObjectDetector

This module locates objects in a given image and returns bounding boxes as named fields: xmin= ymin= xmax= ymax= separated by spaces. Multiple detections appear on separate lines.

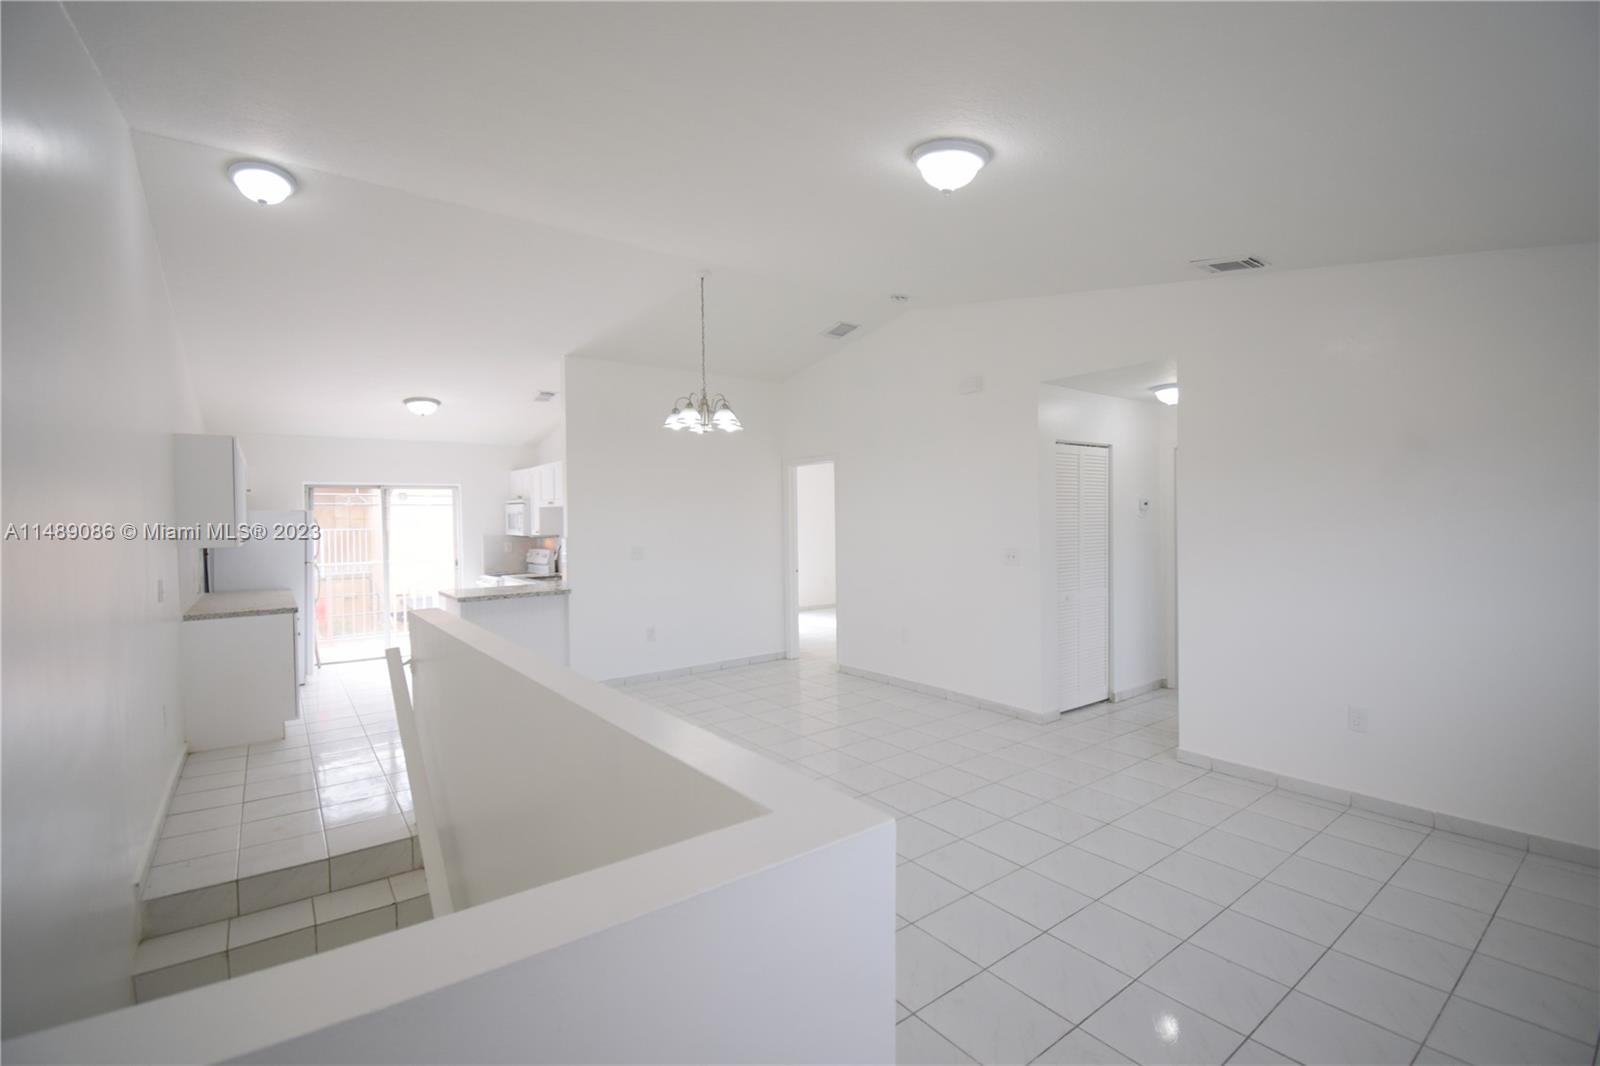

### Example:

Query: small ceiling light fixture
xmin=1150 ymin=383 xmax=1180 ymax=406
xmin=664 ymin=275 xmax=742 ymax=435
xmin=911 ymin=138 xmax=992 ymax=192
xmin=228 ymin=160 xmax=297 ymax=205
xmin=403 ymin=396 xmax=441 ymax=416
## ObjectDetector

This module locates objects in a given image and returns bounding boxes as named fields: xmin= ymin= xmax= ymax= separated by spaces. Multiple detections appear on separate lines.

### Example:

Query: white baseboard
xmin=1176 ymin=747 xmax=1599 ymax=869
xmin=836 ymin=665 xmax=1052 ymax=724
xmin=1111 ymin=678 xmax=1167 ymax=703
xmin=135 ymin=744 xmax=188 ymax=892
xmin=606 ymin=652 xmax=785 ymax=687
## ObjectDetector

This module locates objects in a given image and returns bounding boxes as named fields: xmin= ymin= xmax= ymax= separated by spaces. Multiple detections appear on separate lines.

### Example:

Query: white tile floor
xmin=133 ymin=868 xmax=431 ymax=1001
xmin=625 ymin=610 xmax=1600 ymax=1066
xmin=144 ymin=662 xmax=419 ymax=918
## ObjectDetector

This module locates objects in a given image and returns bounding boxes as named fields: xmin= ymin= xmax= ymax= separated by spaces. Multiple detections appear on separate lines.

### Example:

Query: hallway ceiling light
xmin=227 ymin=160 xmax=296 ymax=205
xmin=403 ymin=396 xmax=441 ymax=416
xmin=1150 ymin=383 xmax=1180 ymax=405
xmin=664 ymin=275 xmax=742 ymax=434
xmin=911 ymin=138 xmax=992 ymax=192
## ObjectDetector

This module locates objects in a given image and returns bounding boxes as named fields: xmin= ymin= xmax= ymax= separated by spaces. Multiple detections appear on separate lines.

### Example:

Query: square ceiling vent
xmin=822 ymin=321 xmax=859 ymax=338
xmin=1191 ymin=255 xmax=1269 ymax=274
xmin=534 ymin=391 xmax=558 ymax=402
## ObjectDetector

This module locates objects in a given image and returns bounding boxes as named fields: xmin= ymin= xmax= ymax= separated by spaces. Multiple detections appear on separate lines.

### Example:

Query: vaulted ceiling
xmin=67 ymin=2 xmax=1598 ymax=443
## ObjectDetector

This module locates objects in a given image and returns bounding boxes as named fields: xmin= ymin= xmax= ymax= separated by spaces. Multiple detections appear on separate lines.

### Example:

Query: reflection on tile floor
xmin=628 ymin=612 xmax=1599 ymax=1066
xmin=145 ymin=663 xmax=418 ymax=907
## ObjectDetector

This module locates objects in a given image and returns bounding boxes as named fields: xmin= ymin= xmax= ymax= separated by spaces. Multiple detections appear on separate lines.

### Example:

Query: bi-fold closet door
xmin=1055 ymin=442 xmax=1110 ymax=712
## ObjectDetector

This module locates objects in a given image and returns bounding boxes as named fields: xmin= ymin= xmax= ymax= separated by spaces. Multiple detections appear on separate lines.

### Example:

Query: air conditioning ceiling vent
xmin=1192 ymin=255 xmax=1268 ymax=274
xmin=823 ymin=321 xmax=859 ymax=338
xmin=534 ymin=391 xmax=558 ymax=402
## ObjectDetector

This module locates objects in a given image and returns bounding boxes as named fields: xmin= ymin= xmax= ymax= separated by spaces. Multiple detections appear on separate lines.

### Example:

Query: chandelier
xmin=664 ymin=276 xmax=742 ymax=434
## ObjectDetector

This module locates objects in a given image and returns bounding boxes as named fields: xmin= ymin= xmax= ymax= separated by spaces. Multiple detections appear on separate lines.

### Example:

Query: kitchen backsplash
xmin=482 ymin=533 xmax=560 ymax=575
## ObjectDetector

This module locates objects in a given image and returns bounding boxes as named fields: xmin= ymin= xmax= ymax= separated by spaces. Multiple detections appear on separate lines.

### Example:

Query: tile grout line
xmin=647 ymin=655 xmax=1598 ymax=1066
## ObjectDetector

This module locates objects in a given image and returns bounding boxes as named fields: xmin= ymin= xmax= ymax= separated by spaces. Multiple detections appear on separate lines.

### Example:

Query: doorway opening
xmin=1041 ymin=358 xmax=1179 ymax=715
xmin=308 ymin=485 xmax=460 ymax=664
xmin=788 ymin=460 xmax=836 ymax=662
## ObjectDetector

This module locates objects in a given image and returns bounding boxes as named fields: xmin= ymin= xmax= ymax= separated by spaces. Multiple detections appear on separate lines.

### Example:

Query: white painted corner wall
xmin=1038 ymin=388 xmax=1176 ymax=707
xmin=784 ymin=243 xmax=1597 ymax=847
xmin=796 ymin=462 xmax=837 ymax=608
xmin=1175 ymin=244 xmax=1599 ymax=849
xmin=1 ymin=2 xmax=202 ymax=1037
xmin=563 ymin=358 xmax=784 ymax=680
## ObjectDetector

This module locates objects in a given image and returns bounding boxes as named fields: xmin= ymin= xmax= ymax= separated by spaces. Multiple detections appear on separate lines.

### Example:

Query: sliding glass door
xmin=308 ymin=485 xmax=459 ymax=663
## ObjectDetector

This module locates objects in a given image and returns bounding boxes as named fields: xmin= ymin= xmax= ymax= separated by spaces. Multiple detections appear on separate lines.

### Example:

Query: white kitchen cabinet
xmin=181 ymin=592 xmax=299 ymax=750
xmin=509 ymin=466 xmax=536 ymax=504
xmin=510 ymin=461 xmax=565 ymax=508
xmin=175 ymin=433 xmax=247 ymax=545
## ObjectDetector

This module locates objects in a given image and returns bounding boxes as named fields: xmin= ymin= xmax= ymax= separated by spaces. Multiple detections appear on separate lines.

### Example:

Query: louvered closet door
xmin=1056 ymin=443 xmax=1110 ymax=712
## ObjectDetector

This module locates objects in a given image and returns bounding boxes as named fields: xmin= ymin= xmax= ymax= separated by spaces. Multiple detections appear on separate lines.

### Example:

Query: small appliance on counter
xmin=525 ymin=548 xmax=557 ymax=577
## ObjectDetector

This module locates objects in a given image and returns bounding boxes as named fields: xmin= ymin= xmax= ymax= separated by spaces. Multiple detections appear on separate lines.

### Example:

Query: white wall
xmin=564 ymin=358 xmax=784 ymax=680
xmin=785 ymin=244 xmax=1598 ymax=847
xmin=1 ymin=2 xmax=203 ymax=1036
xmin=1038 ymin=388 xmax=1176 ymax=706
xmin=1177 ymin=246 xmax=1598 ymax=849
xmin=796 ymin=462 xmax=836 ymax=608
xmin=237 ymin=433 xmax=525 ymax=582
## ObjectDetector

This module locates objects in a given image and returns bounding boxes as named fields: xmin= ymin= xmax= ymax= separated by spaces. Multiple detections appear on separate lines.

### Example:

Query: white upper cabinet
xmin=175 ymin=433 xmax=247 ymax=545
xmin=511 ymin=461 xmax=565 ymax=508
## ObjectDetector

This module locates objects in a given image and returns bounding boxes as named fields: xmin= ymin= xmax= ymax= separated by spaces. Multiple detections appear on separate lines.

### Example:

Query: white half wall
xmin=796 ymin=462 xmax=836 ymax=609
xmin=564 ymin=358 xmax=784 ymax=680
xmin=785 ymin=243 xmax=1598 ymax=847
xmin=237 ymin=433 xmax=526 ymax=583
xmin=1038 ymin=388 xmax=1176 ymax=706
xmin=1 ymin=2 xmax=203 ymax=1036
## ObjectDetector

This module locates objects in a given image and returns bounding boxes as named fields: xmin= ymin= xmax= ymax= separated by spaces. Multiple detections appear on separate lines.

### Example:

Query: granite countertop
xmin=439 ymin=577 xmax=571 ymax=603
xmin=183 ymin=589 xmax=299 ymax=621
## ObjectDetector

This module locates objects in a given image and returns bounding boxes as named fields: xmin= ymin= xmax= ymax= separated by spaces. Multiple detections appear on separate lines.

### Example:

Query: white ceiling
xmin=67 ymin=2 xmax=1598 ymax=444
xmin=1048 ymin=359 xmax=1180 ymax=405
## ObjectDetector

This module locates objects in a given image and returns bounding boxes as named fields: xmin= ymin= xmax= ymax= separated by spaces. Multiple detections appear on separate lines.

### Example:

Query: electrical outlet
xmin=1347 ymin=707 xmax=1369 ymax=734
xmin=1003 ymin=548 xmax=1020 ymax=566
xmin=645 ymin=626 xmax=656 ymax=643
xmin=630 ymin=546 xmax=645 ymax=561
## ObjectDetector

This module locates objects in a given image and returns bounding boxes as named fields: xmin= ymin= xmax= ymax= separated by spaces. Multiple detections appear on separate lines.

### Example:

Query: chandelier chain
xmin=699 ymin=274 xmax=708 ymax=397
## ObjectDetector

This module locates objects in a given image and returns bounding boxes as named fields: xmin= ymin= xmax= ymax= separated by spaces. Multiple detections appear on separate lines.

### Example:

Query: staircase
xmin=132 ymin=660 xmax=434 ymax=1000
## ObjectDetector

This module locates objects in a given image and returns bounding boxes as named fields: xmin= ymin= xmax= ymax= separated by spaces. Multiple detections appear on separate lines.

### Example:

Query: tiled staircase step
xmin=133 ymin=868 xmax=431 ymax=1001
xmin=141 ymin=829 xmax=422 ymax=937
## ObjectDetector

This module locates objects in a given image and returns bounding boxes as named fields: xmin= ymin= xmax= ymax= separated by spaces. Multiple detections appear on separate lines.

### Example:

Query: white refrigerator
xmin=207 ymin=510 xmax=317 ymax=684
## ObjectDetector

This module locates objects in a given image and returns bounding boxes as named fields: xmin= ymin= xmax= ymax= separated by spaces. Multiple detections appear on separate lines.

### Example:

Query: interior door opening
xmin=790 ymin=460 xmax=837 ymax=662
xmin=308 ymin=485 xmax=460 ymax=664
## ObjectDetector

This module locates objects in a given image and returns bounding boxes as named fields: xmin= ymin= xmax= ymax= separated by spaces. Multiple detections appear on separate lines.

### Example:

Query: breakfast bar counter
xmin=438 ymin=578 xmax=570 ymax=665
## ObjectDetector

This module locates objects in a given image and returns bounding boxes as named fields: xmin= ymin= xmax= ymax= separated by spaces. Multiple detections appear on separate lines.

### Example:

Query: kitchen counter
xmin=439 ymin=578 xmax=571 ymax=603
xmin=439 ymin=578 xmax=570 ymax=664
xmin=183 ymin=589 xmax=299 ymax=621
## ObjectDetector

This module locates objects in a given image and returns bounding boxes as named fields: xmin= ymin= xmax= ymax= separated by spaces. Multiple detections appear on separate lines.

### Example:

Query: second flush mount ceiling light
xmin=228 ymin=161 xmax=297 ymax=205
xmin=911 ymin=138 xmax=992 ymax=192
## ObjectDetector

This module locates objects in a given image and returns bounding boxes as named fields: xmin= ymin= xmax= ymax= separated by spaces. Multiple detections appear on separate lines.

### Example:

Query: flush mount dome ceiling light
xmin=403 ymin=396 xmax=441 ymax=416
xmin=228 ymin=160 xmax=296 ymax=205
xmin=1150 ymin=383 xmax=1180 ymax=406
xmin=664 ymin=275 xmax=742 ymax=435
xmin=911 ymin=138 xmax=992 ymax=192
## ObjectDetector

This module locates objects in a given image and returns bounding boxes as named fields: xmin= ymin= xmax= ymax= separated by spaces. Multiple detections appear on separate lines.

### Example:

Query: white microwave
xmin=504 ymin=500 xmax=528 ymax=535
